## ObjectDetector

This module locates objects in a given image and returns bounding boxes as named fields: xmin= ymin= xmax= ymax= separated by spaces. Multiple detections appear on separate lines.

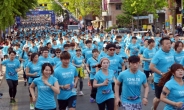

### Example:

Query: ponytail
xmin=158 ymin=63 xmax=184 ymax=87
xmin=157 ymin=71 xmax=173 ymax=87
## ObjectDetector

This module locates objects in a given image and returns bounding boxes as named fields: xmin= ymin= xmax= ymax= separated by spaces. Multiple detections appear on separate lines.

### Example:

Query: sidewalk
xmin=0 ymin=66 xmax=5 ymax=85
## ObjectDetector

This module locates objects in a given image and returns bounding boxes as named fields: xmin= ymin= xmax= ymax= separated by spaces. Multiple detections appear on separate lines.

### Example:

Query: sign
xmin=26 ymin=11 xmax=55 ymax=24
xmin=103 ymin=0 xmax=108 ymax=10
xmin=177 ymin=14 xmax=182 ymax=26
xmin=148 ymin=14 xmax=153 ymax=23
xmin=133 ymin=16 xmax=149 ymax=20
xmin=169 ymin=15 xmax=173 ymax=25
xmin=165 ymin=19 xmax=170 ymax=27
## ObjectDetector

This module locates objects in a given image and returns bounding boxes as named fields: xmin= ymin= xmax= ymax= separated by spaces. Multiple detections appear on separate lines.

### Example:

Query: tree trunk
xmin=0 ymin=31 xmax=2 ymax=43
xmin=137 ymin=14 xmax=139 ymax=29
xmin=172 ymin=9 xmax=176 ymax=34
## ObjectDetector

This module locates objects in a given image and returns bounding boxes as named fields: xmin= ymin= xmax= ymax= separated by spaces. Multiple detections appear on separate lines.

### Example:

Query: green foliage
xmin=122 ymin=0 xmax=167 ymax=18
xmin=61 ymin=0 xmax=101 ymax=17
xmin=116 ymin=14 xmax=132 ymax=27
xmin=51 ymin=2 xmax=63 ymax=16
xmin=0 ymin=0 xmax=37 ymax=31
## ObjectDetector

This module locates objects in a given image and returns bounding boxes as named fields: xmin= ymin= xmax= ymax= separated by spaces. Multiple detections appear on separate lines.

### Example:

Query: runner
xmin=159 ymin=63 xmax=184 ymax=110
xmin=54 ymin=51 xmax=78 ymax=110
xmin=115 ymin=55 xmax=149 ymax=110
xmin=19 ymin=45 xmax=30 ymax=86
xmin=150 ymin=37 xmax=175 ymax=110
xmin=127 ymin=37 xmax=140 ymax=56
xmin=53 ymin=48 xmax=61 ymax=66
xmin=72 ymin=48 xmax=85 ymax=95
xmin=142 ymin=39 xmax=156 ymax=90
xmin=86 ymin=49 xmax=100 ymax=103
xmin=93 ymin=58 xmax=115 ymax=110
xmin=26 ymin=53 xmax=42 ymax=109
xmin=174 ymin=41 xmax=184 ymax=64
xmin=29 ymin=63 xmax=60 ymax=110
xmin=0 ymin=51 xmax=21 ymax=104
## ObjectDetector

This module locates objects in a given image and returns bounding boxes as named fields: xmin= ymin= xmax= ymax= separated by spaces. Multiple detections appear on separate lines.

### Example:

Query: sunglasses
xmin=28 ymin=54 xmax=31 ymax=56
xmin=56 ymin=52 xmax=61 ymax=53
xmin=109 ymin=49 xmax=115 ymax=51
xmin=116 ymin=47 xmax=121 ymax=49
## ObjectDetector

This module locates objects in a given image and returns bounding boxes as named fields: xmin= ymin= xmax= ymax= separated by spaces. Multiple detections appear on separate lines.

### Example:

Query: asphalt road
xmin=0 ymin=71 xmax=165 ymax=110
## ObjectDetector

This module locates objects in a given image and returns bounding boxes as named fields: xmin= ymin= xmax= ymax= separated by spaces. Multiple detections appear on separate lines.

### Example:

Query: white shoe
xmin=30 ymin=103 xmax=34 ymax=110
xmin=78 ymin=91 xmax=84 ymax=96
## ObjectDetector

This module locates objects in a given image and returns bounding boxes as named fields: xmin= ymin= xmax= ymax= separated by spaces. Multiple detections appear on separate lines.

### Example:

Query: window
xmin=116 ymin=4 xmax=121 ymax=10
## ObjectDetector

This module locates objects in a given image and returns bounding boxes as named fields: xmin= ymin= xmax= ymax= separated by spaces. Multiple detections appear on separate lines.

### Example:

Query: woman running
xmin=26 ymin=53 xmax=42 ymax=109
xmin=159 ymin=63 xmax=184 ymax=110
xmin=72 ymin=48 xmax=85 ymax=95
xmin=93 ymin=58 xmax=115 ymax=110
xmin=29 ymin=63 xmax=60 ymax=110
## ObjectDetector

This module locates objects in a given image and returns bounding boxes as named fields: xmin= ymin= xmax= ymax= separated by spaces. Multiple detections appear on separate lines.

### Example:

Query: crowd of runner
xmin=0 ymin=22 xmax=184 ymax=110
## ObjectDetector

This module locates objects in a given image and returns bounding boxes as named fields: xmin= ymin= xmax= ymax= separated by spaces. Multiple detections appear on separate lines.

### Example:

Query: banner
xmin=177 ymin=14 xmax=182 ymax=23
xmin=169 ymin=15 xmax=173 ymax=25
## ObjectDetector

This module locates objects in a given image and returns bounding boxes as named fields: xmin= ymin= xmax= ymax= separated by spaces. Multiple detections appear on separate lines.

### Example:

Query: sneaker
xmin=150 ymin=83 xmax=155 ymax=90
xmin=90 ymin=98 xmax=95 ymax=103
xmin=30 ymin=103 xmax=34 ymax=110
xmin=10 ymin=99 xmax=13 ymax=104
xmin=12 ymin=99 xmax=16 ymax=103
xmin=151 ymin=106 xmax=154 ymax=110
xmin=78 ymin=91 xmax=84 ymax=96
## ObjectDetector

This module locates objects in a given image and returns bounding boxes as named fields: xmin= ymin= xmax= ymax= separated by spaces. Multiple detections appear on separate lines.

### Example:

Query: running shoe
xmin=78 ymin=91 xmax=84 ymax=96
xmin=10 ymin=99 xmax=13 ymax=104
xmin=30 ymin=103 xmax=34 ymax=110
xmin=150 ymin=83 xmax=155 ymax=90
xmin=90 ymin=98 xmax=95 ymax=103
xmin=12 ymin=99 xmax=16 ymax=103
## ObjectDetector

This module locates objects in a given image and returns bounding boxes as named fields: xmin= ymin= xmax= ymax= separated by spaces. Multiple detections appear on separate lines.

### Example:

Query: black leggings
xmin=90 ymin=79 xmax=97 ymax=99
xmin=97 ymin=98 xmax=114 ymax=110
xmin=78 ymin=77 xmax=83 ymax=91
xmin=6 ymin=79 xmax=18 ymax=98
xmin=35 ymin=107 xmax=56 ymax=110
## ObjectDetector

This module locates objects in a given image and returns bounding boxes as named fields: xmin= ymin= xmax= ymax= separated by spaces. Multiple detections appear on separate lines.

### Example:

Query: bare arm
xmin=115 ymin=80 xmax=121 ymax=99
xmin=74 ymin=76 xmax=78 ymax=87
xmin=86 ymin=64 xmax=91 ymax=73
xmin=93 ymin=79 xmax=106 ymax=88
xmin=143 ymin=83 xmax=149 ymax=98
xmin=149 ymin=63 xmax=162 ymax=75
xmin=26 ymin=67 xmax=37 ymax=77
xmin=160 ymin=86 xmax=181 ymax=107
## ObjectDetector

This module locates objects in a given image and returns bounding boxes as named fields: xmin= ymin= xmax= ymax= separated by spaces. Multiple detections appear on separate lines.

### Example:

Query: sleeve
xmin=180 ymin=58 xmax=184 ymax=66
xmin=86 ymin=59 xmax=90 ymax=65
xmin=94 ymin=72 xmax=99 ymax=81
xmin=143 ymin=50 xmax=148 ymax=58
xmin=26 ymin=62 xmax=30 ymax=68
xmin=117 ymin=72 xmax=124 ymax=82
xmin=16 ymin=60 xmax=20 ymax=68
xmin=33 ymin=78 xmax=38 ymax=85
xmin=164 ymin=81 xmax=172 ymax=90
xmin=151 ymin=54 xmax=159 ymax=65
xmin=142 ymin=73 xmax=147 ymax=84
xmin=119 ymin=57 xmax=124 ymax=65
xmin=1 ymin=60 xmax=7 ymax=65
xmin=74 ymin=67 xmax=78 ymax=77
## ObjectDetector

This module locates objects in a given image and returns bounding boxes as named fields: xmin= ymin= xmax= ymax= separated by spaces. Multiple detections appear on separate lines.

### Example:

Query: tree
xmin=61 ymin=0 xmax=101 ymax=18
xmin=116 ymin=14 xmax=132 ymax=27
xmin=122 ymin=0 xmax=167 ymax=28
xmin=0 ymin=0 xmax=37 ymax=42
